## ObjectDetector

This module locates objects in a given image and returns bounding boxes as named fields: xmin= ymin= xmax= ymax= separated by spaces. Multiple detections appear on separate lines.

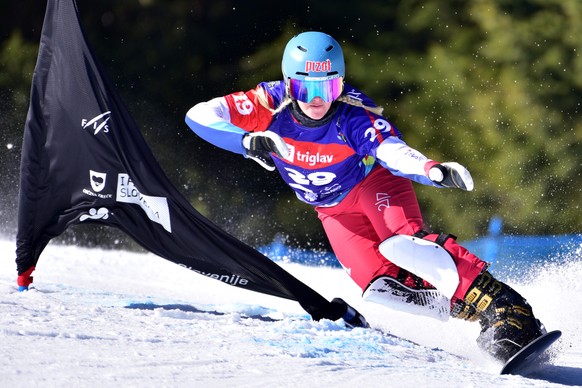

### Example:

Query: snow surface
xmin=1 ymin=237 xmax=581 ymax=387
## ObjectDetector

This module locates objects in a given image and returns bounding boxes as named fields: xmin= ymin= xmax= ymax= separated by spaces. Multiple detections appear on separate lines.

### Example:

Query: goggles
xmin=288 ymin=76 xmax=344 ymax=103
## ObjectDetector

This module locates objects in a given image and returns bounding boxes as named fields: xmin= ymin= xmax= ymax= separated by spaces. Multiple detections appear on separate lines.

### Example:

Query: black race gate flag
xmin=16 ymin=0 xmax=343 ymax=321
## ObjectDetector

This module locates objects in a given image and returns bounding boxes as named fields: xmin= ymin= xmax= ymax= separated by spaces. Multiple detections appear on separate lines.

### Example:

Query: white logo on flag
xmin=90 ymin=170 xmax=107 ymax=192
xmin=81 ymin=111 xmax=111 ymax=135
xmin=80 ymin=207 xmax=110 ymax=222
xmin=116 ymin=173 xmax=172 ymax=232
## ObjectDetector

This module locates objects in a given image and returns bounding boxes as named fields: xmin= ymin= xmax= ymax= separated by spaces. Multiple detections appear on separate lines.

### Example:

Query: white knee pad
xmin=378 ymin=234 xmax=460 ymax=299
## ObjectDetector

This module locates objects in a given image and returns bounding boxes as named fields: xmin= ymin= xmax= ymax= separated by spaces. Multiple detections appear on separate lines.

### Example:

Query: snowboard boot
xmin=451 ymin=271 xmax=546 ymax=362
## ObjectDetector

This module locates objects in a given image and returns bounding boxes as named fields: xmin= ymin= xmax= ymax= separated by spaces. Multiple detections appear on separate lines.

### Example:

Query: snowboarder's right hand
xmin=242 ymin=131 xmax=289 ymax=171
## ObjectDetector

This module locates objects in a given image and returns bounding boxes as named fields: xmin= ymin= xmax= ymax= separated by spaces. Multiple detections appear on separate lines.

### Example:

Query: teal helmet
xmin=281 ymin=31 xmax=345 ymax=102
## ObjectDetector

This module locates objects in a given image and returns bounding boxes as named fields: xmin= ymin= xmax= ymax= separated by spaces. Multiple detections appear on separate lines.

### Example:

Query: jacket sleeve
xmin=374 ymin=136 xmax=442 ymax=187
xmin=185 ymin=97 xmax=247 ymax=155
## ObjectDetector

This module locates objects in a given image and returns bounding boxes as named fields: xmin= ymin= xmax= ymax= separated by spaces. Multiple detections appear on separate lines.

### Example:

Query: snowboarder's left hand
xmin=429 ymin=162 xmax=474 ymax=191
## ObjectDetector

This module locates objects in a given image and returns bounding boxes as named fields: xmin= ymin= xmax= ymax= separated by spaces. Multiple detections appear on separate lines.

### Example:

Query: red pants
xmin=316 ymin=166 xmax=486 ymax=300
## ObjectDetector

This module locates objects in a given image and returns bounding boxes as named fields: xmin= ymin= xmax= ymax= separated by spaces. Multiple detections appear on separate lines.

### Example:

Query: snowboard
xmin=500 ymin=330 xmax=562 ymax=375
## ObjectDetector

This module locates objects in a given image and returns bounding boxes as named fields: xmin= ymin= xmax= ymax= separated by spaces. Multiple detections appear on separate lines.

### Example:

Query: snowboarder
xmin=185 ymin=31 xmax=546 ymax=362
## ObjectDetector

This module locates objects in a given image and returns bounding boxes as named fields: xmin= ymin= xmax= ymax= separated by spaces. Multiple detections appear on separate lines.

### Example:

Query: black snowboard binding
xmin=451 ymin=271 xmax=546 ymax=362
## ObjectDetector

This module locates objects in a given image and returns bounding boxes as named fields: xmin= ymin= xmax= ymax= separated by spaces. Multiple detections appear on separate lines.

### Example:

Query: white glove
xmin=428 ymin=162 xmax=474 ymax=191
xmin=242 ymin=131 xmax=289 ymax=171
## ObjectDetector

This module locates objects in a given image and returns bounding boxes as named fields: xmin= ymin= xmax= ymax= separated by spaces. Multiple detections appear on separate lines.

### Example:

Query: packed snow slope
xmin=1 ymin=236 xmax=581 ymax=387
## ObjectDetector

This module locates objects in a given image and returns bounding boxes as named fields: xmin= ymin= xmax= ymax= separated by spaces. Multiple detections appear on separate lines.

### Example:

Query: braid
xmin=256 ymin=86 xmax=293 ymax=115
xmin=336 ymin=95 xmax=384 ymax=115
xmin=272 ymin=96 xmax=293 ymax=114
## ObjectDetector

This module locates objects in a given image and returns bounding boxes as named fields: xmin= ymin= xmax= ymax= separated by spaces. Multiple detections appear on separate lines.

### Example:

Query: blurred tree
xmin=395 ymin=0 xmax=582 ymax=235
xmin=0 ymin=32 xmax=39 ymax=233
xmin=0 ymin=0 xmax=580 ymax=251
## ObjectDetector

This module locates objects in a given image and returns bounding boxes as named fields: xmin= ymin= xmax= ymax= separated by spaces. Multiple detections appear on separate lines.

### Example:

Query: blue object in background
xmin=482 ymin=215 xmax=503 ymax=263
xmin=461 ymin=216 xmax=582 ymax=278
xmin=260 ymin=219 xmax=582 ymax=282
xmin=260 ymin=233 xmax=340 ymax=268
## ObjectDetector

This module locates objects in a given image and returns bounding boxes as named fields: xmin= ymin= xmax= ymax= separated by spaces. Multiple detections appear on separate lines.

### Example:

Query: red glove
xmin=17 ymin=266 xmax=35 ymax=291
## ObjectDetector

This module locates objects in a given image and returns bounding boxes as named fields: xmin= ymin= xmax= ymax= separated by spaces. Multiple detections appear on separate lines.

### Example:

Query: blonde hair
xmin=256 ymin=86 xmax=384 ymax=116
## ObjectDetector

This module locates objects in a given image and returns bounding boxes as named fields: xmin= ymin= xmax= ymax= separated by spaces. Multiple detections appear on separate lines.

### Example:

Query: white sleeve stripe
xmin=186 ymin=97 xmax=230 ymax=126
xmin=375 ymin=137 xmax=429 ymax=177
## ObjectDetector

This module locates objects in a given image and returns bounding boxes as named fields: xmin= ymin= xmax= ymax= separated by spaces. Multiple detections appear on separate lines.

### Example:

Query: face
xmin=296 ymin=97 xmax=333 ymax=120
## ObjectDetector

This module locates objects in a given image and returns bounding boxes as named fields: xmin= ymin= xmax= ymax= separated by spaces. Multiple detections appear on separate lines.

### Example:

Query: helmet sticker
xmin=305 ymin=59 xmax=332 ymax=73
